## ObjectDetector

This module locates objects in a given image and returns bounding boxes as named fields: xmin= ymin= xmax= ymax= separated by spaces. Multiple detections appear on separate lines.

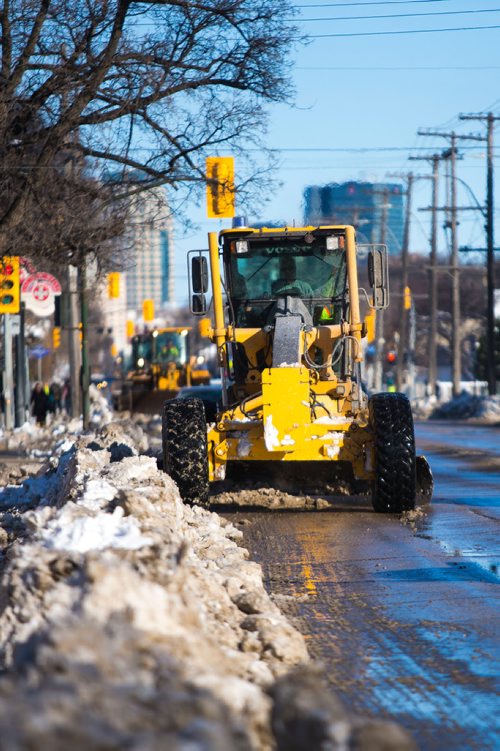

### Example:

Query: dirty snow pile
xmin=0 ymin=384 xmax=114 ymax=461
xmin=0 ymin=420 xmax=416 ymax=750
xmin=429 ymin=392 xmax=500 ymax=422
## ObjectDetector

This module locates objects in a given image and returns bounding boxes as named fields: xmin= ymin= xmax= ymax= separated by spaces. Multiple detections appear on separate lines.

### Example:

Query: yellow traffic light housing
xmin=404 ymin=285 xmax=411 ymax=310
xmin=108 ymin=272 xmax=120 ymax=299
xmin=143 ymin=299 xmax=155 ymax=322
xmin=364 ymin=309 xmax=376 ymax=343
xmin=0 ymin=256 xmax=20 ymax=314
xmin=126 ymin=319 xmax=135 ymax=338
xmin=53 ymin=326 xmax=61 ymax=349
xmin=206 ymin=157 xmax=235 ymax=218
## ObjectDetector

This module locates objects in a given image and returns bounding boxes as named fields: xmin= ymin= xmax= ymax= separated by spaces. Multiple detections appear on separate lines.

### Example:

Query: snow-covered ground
xmin=0 ymin=390 xmax=414 ymax=749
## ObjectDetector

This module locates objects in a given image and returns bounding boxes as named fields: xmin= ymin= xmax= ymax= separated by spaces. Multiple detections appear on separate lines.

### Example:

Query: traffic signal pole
xmin=67 ymin=264 xmax=82 ymax=418
xmin=14 ymin=302 xmax=28 ymax=427
xmin=3 ymin=315 xmax=14 ymax=431
xmin=80 ymin=262 xmax=90 ymax=430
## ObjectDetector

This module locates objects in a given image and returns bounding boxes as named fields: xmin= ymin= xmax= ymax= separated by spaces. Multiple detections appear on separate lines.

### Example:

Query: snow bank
xmin=429 ymin=392 xmax=500 ymax=422
xmin=0 ymin=422 xmax=306 ymax=749
xmin=0 ymin=419 xmax=414 ymax=749
xmin=3 ymin=383 xmax=116 ymax=457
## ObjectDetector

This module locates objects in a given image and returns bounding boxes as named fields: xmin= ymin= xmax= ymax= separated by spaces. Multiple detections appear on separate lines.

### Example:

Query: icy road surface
xmin=224 ymin=421 xmax=500 ymax=750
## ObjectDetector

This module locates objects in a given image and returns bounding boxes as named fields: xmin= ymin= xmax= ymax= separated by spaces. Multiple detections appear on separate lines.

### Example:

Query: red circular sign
xmin=21 ymin=272 xmax=61 ymax=295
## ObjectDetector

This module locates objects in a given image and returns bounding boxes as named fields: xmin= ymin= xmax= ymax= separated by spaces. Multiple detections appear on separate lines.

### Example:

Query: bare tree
xmin=0 ymin=0 xmax=298 ymax=262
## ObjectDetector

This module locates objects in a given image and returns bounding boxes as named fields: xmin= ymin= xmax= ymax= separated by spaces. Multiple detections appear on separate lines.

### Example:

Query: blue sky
xmin=173 ymin=0 xmax=500 ymax=302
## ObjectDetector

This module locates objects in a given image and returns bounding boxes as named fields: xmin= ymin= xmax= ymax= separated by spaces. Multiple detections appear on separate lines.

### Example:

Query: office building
xmin=124 ymin=188 xmax=175 ymax=311
xmin=304 ymin=181 xmax=404 ymax=256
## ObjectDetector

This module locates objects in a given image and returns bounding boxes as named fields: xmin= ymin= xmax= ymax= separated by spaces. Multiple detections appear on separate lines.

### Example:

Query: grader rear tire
xmin=162 ymin=398 xmax=209 ymax=505
xmin=369 ymin=392 xmax=416 ymax=514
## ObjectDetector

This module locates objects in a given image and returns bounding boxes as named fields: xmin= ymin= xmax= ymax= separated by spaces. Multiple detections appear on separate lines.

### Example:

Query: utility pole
xmin=449 ymin=134 xmax=460 ymax=398
xmin=62 ymin=54 xmax=82 ymax=419
xmin=373 ymin=187 xmax=390 ymax=392
xmin=411 ymin=154 xmax=442 ymax=396
xmin=397 ymin=173 xmax=413 ymax=392
xmin=460 ymin=112 xmax=500 ymax=395
xmin=418 ymin=129 xmax=485 ymax=397
xmin=386 ymin=173 xmax=414 ymax=392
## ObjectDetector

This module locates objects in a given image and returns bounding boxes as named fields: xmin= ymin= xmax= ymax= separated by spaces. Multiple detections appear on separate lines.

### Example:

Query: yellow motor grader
xmin=122 ymin=326 xmax=210 ymax=412
xmin=162 ymin=225 xmax=432 ymax=511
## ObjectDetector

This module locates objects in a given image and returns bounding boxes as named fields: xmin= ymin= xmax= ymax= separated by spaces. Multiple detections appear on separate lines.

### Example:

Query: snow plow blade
xmin=416 ymin=455 xmax=433 ymax=504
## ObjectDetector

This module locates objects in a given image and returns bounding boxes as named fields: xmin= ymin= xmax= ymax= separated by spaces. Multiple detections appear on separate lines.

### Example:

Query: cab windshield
xmin=133 ymin=332 xmax=187 ymax=368
xmin=225 ymin=235 xmax=347 ymax=327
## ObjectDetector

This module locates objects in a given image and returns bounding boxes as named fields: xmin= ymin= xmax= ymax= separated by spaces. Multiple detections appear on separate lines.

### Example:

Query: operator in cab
xmin=272 ymin=256 xmax=314 ymax=298
xmin=160 ymin=338 xmax=180 ymax=363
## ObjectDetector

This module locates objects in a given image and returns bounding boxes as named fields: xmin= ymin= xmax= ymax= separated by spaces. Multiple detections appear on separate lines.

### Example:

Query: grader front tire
xmin=369 ymin=392 xmax=416 ymax=514
xmin=162 ymin=398 xmax=209 ymax=505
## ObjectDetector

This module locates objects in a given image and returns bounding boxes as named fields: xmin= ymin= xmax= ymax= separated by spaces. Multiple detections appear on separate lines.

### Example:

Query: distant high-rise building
xmin=125 ymin=188 xmax=175 ymax=311
xmin=304 ymin=181 xmax=404 ymax=255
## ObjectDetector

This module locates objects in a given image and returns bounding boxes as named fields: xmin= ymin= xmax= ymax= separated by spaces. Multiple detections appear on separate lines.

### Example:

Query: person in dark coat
xmin=30 ymin=382 xmax=48 ymax=426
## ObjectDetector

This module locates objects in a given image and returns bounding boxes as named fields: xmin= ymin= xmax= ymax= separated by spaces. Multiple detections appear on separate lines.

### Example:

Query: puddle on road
xmin=375 ymin=561 xmax=499 ymax=584
xmin=406 ymin=451 xmax=500 ymax=580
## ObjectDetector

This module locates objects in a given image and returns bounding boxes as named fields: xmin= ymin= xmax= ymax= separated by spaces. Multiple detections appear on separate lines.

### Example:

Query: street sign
xmin=22 ymin=272 xmax=61 ymax=317
xmin=9 ymin=315 xmax=20 ymax=336
xmin=29 ymin=345 xmax=50 ymax=359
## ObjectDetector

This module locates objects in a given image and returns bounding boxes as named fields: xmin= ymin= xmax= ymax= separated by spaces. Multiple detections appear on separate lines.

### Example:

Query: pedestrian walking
xmin=30 ymin=382 xmax=48 ymax=426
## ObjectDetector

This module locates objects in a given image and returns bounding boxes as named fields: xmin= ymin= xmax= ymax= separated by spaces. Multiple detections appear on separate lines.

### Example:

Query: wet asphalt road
xmin=226 ymin=421 xmax=500 ymax=750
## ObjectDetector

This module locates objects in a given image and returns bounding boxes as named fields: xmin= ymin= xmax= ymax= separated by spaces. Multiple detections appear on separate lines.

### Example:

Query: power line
xmin=311 ymin=23 xmax=500 ymax=36
xmin=296 ymin=0 xmax=453 ymax=6
xmin=292 ymin=7 xmax=500 ymax=22
xmin=266 ymin=145 xmax=492 ymax=152
xmin=296 ymin=65 xmax=500 ymax=70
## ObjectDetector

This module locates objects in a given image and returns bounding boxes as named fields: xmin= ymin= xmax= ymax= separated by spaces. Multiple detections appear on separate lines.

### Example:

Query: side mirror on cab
xmin=192 ymin=293 xmax=207 ymax=315
xmin=192 ymin=256 xmax=209 ymax=294
xmin=368 ymin=246 xmax=389 ymax=309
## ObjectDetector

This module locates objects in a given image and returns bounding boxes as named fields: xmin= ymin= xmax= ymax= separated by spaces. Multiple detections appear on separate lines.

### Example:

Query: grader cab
xmin=162 ymin=225 xmax=432 ymax=511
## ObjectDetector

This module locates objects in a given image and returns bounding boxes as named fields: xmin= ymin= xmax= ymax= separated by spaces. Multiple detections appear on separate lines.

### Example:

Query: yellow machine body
xmin=199 ymin=225 xmax=376 ymax=483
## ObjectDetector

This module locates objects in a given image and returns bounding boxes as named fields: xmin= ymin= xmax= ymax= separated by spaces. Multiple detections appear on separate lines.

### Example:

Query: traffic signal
xmin=404 ymin=285 xmax=411 ymax=310
xmin=206 ymin=157 xmax=235 ymax=218
xmin=108 ymin=272 xmax=120 ymax=299
xmin=0 ymin=256 xmax=20 ymax=314
xmin=143 ymin=299 xmax=154 ymax=322
xmin=386 ymin=350 xmax=397 ymax=364
xmin=53 ymin=327 xmax=61 ymax=349
xmin=364 ymin=309 xmax=376 ymax=343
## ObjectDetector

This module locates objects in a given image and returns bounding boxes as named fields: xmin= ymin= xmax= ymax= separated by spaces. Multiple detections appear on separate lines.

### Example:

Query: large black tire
xmin=369 ymin=392 xmax=416 ymax=513
xmin=162 ymin=398 xmax=209 ymax=505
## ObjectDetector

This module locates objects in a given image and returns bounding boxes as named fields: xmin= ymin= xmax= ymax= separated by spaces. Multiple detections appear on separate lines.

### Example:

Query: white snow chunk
xmin=79 ymin=478 xmax=117 ymax=511
xmin=42 ymin=506 xmax=152 ymax=553
xmin=264 ymin=415 xmax=279 ymax=451
xmin=313 ymin=415 xmax=353 ymax=425
xmin=325 ymin=444 xmax=340 ymax=458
